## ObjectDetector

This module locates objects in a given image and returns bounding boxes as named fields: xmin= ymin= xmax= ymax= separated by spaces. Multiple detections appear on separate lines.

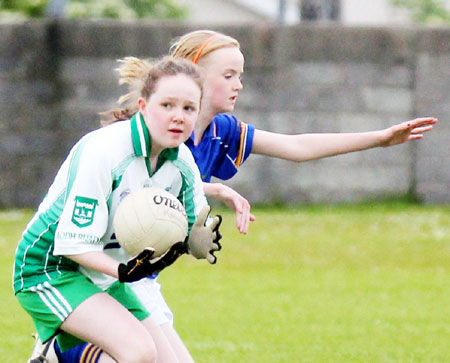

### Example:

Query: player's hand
xmin=118 ymin=242 xmax=187 ymax=282
xmin=118 ymin=248 xmax=156 ymax=282
xmin=380 ymin=117 xmax=437 ymax=147
xmin=204 ymin=182 xmax=255 ymax=234
xmin=187 ymin=205 xmax=222 ymax=264
xmin=217 ymin=183 xmax=255 ymax=234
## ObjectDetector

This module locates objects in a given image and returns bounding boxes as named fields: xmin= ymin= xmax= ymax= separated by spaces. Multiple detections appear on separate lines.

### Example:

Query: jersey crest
xmin=72 ymin=196 xmax=98 ymax=228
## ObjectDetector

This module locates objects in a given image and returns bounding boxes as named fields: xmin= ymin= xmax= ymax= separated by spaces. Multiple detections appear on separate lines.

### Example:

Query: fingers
xmin=235 ymin=205 xmax=255 ymax=234
xmin=234 ymin=198 xmax=252 ymax=234
xmin=208 ymin=215 xmax=222 ymax=251
xmin=217 ymin=185 xmax=254 ymax=234
xmin=408 ymin=134 xmax=424 ymax=141
xmin=384 ymin=117 xmax=436 ymax=147
xmin=195 ymin=205 xmax=211 ymax=226
xmin=235 ymin=210 xmax=245 ymax=234
xmin=206 ymin=252 xmax=217 ymax=264
xmin=209 ymin=214 xmax=222 ymax=232
xmin=410 ymin=125 xmax=434 ymax=134
xmin=212 ymin=230 xmax=222 ymax=251
xmin=413 ymin=117 xmax=438 ymax=124
xmin=212 ymin=215 xmax=222 ymax=252
xmin=401 ymin=121 xmax=435 ymax=142
xmin=209 ymin=241 xmax=220 ymax=252
xmin=239 ymin=203 xmax=251 ymax=234
xmin=405 ymin=117 xmax=438 ymax=129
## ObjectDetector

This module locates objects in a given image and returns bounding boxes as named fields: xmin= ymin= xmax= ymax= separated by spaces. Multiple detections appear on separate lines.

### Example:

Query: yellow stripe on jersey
xmin=234 ymin=121 xmax=247 ymax=168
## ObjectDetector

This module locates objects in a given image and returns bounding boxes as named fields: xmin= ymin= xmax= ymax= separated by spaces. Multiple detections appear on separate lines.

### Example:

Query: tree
xmin=390 ymin=0 xmax=450 ymax=23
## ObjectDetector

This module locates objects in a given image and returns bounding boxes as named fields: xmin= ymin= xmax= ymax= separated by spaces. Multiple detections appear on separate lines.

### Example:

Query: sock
xmin=55 ymin=340 xmax=103 ymax=363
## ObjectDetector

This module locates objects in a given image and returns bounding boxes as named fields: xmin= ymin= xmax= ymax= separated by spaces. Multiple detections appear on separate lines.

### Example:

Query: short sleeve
xmin=211 ymin=114 xmax=255 ymax=180
xmin=53 ymin=136 xmax=112 ymax=256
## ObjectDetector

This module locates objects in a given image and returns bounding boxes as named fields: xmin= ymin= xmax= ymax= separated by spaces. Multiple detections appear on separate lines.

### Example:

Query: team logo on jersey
xmin=72 ymin=196 xmax=98 ymax=228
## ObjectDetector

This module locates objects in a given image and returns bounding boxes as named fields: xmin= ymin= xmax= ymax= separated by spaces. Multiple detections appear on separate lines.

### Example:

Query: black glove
xmin=187 ymin=205 xmax=223 ymax=264
xmin=118 ymin=242 xmax=187 ymax=283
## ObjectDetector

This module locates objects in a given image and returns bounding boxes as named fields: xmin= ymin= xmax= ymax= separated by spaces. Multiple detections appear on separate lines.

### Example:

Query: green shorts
xmin=16 ymin=271 xmax=150 ymax=352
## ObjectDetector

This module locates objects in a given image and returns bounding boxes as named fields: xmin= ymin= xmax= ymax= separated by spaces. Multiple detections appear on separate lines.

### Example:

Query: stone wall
xmin=0 ymin=20 xmax=449 ymax=208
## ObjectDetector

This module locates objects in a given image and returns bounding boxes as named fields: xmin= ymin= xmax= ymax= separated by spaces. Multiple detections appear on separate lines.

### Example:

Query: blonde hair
xmin=100 ymin=56 xmax=202 ymax=126
xmin=169 ymin=30 xmax=240 ymax=64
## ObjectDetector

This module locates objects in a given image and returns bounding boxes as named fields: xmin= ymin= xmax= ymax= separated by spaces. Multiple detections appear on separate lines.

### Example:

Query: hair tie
xmin=193 ymin=34 xmax=219 ymax=64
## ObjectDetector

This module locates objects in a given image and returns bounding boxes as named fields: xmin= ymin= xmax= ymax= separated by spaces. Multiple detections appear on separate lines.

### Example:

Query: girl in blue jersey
xmin=105 ymin=32 xmax=435 ymax=360
xmin=168 ymin=30 xmax=437 ymax=234
xmin=18 ymin=57 xmax=217 ymax=363
xmin=102 ymin=33 xmax=436 ymax=359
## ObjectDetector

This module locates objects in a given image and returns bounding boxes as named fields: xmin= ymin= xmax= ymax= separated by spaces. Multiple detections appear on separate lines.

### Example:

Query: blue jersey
xmin=185 ymin=114 xmax=255 ymax=182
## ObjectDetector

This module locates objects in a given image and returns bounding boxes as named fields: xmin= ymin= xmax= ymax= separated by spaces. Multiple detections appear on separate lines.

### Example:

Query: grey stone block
xmin=363 ymin=87 xmax=412 ymax=114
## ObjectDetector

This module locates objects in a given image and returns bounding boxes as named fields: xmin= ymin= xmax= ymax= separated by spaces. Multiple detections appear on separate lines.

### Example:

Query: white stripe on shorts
xmin=31 ymin=285 xmax=66 ymax=322
xmin=32 ymin=283 xmax=73 ymax=322
xmin=43 ymin=281 xmax=73 ymax=314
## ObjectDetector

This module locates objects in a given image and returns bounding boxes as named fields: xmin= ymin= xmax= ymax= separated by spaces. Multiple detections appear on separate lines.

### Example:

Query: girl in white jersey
xmin=15 ymin=57 xmax=220 ymax=362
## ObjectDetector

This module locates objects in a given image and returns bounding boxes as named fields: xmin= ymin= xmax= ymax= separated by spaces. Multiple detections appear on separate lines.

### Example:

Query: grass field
xmin=2 ymin=202 xmax=450 ymax=362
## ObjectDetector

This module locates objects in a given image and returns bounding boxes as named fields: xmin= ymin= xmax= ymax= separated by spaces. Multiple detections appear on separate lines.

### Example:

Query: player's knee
xmin=117 ymin=335 xmax=157 ymax=363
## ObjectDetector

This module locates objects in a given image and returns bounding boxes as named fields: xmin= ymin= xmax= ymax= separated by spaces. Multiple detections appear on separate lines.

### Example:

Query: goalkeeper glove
xmin=118 ymin=242 xmax=187 ymax=282
xmin=187 ymin=205 xmax=222 ymax=264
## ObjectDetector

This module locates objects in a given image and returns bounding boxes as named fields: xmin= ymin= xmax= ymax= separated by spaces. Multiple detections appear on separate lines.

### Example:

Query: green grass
xmin=3 ymin=203 xmax=450 ymax=362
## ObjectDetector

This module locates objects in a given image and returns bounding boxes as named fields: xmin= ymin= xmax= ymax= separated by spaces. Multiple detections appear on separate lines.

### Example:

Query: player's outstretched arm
xmin=203 ymin=182 xmax=255 ymax=234
xmin=251 ymin=117 xmax=438 ymax=162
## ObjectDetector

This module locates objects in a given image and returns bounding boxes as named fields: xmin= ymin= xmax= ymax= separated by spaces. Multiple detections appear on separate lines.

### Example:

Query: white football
xmin=113 ymin=187 xmax=188 ymax=257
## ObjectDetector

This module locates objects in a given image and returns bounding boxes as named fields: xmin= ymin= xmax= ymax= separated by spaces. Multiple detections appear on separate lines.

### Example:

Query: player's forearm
xmin=66 ymin=251 xmax=120 ymax=278
xmin=290 ymin=131 xmax=385 ymax=160
xmin=203 ymin=182 xmax=225 ymax=198
xmin=252 ymin=129 xmax=385 ymax=162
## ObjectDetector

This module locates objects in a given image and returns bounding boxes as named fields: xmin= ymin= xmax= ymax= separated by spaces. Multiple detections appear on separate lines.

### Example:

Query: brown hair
xmin=100 ymin=56 xmax=202 ymax=126
xmin=169 ymin=30 xmax=240 ymax=64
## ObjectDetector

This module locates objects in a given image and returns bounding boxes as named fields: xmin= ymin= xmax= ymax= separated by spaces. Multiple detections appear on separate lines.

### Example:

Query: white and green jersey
xmin=13 ymin=112 xmax=207 ymax=292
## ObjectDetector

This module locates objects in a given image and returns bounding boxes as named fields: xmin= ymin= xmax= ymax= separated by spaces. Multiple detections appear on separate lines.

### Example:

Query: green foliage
xmin=3 ymin=204 xmax=450 ymax=362
xmin=123 ymin=0 xmax=186 ymax=19
xmin=0 ymin=0 xmax=47 ymax=18
xmin=0 ymin=0 xmax=187 ymax=20
xmin=391 ymin=0 xmax=450 ymax=23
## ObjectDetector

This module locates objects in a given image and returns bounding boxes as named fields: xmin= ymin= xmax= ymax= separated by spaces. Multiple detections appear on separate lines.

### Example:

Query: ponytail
xmin=99 ymin=57 xmax=152 ymax=126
